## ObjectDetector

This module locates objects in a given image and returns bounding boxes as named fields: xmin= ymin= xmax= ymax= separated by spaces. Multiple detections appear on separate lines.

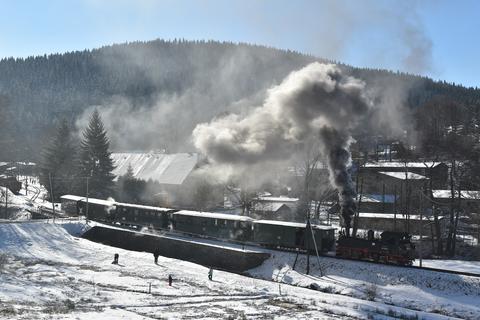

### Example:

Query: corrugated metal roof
xmin=255 ymin=196 xmax=299 ymax=202
xmin=116 ymin=202 xmax=174 ymax=212
xmin=378 ymin=171 xmax=428 ymax=180
xmin=254 ymin=220 xmax=335 ymax=230
xmin=365 ymin=161 xmax=443 ymax=168
xmin=79 ymin=198 xmax=115 ymax=206
xmin=359 ymin=212 xmax=443 ymax=220
xmin=174 ymin=210 xmax=253 ymax=221
xmin=60 ymin=195 xmax=85 ymax=202
xmin=111 ymin=152 xmax=198 ymax=185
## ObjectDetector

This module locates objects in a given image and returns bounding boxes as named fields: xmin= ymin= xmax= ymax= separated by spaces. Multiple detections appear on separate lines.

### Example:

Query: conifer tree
xmin=77 ymin=110 xmax=115 ymax=198
xmin=116 ymin=163 xmax=146 ymax=203
xmin=39 ymin=120 xmax=77 ymax=201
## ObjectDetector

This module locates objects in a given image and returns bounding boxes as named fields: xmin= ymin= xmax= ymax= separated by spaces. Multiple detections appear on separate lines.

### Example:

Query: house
xmin=252 ymin=203 xmax=293 ymax=221
xmin=361 ymin=170 xmax=428 ymax=211
xmin=362 ymin=161 xmax=448 ymax=187
xmin=251 ymin=196 xmax=299 ymax=221
xmin=111 ymin=152 xmax=222 ymax=209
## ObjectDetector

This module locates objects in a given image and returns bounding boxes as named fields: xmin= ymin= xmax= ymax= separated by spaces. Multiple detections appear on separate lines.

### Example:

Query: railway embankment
xmin=82 ymin=225 xmax=270 ymax=272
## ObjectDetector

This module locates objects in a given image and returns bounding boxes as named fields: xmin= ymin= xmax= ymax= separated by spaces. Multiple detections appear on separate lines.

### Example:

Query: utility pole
xmin=306 ymin=218 xmax=310 ymax=275
xmin=419 ymin=189 xmax=423 ymax=267
xmin=4 ymin=186 xmax=8 ymax=219
xmin=49 ymin=173 xmax=56 ymax=223
xmin=85 ymin=176 xmax=89 ymax=221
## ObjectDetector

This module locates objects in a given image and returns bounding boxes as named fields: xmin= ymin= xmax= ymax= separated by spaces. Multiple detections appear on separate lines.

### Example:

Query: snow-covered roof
xmin=111 ymin=152 xmax=199 ymax=185
xmin=254 ymin=219 xmax=335 ymax=230
xmin=15 ymin=161 xmax=36 ymax=166
xmin=115 ymin=202 xmax=174 ymax=212
xmin=358 ymin=194 xmax=396 ymax=204
xmin=253 ymin=202 xmax=291 ymax=213
xmin=60 ymin=195 xmax=85 ymax=202
xmin=61 ymin=195 xmax=114 ymax=206
xmin=432 ymin=190 xmax=480 ymax=200
xmin=255 ymin=196 xmax=299 ymax=203
xmin=378 ymin=171 xmax=428 ymax=180
xmin=269 ymin=203 xmax=290 ymax=212
xmin=359 ymin=212 xmax=442 ymax=220
xmin=60 ymin=195 xmax=175 ymax=211
xmin=79 ymin=198 xmax=115 ymax=207
xmin=174 ymin=210 xmax=254 ymax=222
xmin=365 ymin=161 xmax=444 ymax=168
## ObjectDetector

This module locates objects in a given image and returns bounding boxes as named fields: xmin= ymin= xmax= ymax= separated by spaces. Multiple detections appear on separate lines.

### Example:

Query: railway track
xmin=29 ymin=185 xmax=40 ymax=202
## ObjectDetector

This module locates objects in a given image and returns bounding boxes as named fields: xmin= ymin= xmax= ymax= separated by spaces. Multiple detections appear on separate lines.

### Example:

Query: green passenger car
xmin=252 ymin=220 xmax=335 ymax=252
xmin=115 ymin=202 xmax=175 ymax=229
xmin=78 ymin=198 xmax=116 ymax=221
xmin=173 ymin=210 xmax=254 ymax=242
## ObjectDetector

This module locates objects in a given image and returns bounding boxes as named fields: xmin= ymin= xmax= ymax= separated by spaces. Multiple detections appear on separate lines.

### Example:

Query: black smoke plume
xmin=320 ymin=127 xmax=356 ymax=235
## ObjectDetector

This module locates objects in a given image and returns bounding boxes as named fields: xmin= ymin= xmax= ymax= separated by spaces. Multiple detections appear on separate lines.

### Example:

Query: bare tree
xmin=292 ymin=142 xmax=324 ymax=222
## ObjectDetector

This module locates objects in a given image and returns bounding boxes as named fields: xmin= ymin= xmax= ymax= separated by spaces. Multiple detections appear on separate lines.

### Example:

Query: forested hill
xmin=0 ymin=39 xmax=479 ymax=161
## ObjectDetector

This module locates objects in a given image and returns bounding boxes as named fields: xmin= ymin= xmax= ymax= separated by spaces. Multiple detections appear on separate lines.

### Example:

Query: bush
xmin=63 ymin=299 xmax=75 ymax=311
xmin=365 ymin=284 xmax=378 ymax=301
xmin=0 ymin=253 xmax=8 ymax=270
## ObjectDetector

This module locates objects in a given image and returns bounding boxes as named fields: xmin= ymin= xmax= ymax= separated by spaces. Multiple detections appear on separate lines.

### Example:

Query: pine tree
xmin=124 ymin=163 xmax=135 ymax=180
xmin=117 ymin=164 xmax=138 ymax=203
xmin=39 ymin=119 xmax=77 ymax=201
xmin=77 ymin=110 xmax=115 ymax=198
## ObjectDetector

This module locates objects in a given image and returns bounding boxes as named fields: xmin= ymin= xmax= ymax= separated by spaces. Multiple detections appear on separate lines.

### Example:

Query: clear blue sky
xmin=0 ymin=0 xmax=478 ymax=88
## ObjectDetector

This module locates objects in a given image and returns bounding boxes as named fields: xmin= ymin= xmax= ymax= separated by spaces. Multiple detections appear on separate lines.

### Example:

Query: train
xmin=60 ymin=195 xmax=336 ymax=253
xmin=60 ymin=195 xmax=416 ymax=265
xmin=336 ymin=230 xmax=415 ymax=265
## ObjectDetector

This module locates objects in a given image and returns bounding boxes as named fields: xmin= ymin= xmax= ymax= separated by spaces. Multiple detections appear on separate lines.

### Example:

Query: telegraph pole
xmin=49 ymin=173 xmax=56 ymax=223
xmin=85 ymin=176 xmax=89 ymax=221
xmin=419 ymin=189 xmax=423 ymax=267
xmin=4 ymin=186 xmax=8 ymax=219
xmin=306 ymin=218 xmax=310 ymax=275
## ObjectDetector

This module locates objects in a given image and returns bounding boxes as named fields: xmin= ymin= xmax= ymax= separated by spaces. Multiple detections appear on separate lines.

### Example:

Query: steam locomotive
xmin=336 ymin=230 xmax=415 ymax=265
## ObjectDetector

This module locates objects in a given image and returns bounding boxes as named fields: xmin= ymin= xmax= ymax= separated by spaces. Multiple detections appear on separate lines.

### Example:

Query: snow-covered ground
xmin=413 ymin=259 xmax=480 ymax=275
xmin=1 ymin=220 xmax=479 ymax=319
xmin=250 ymin=251 xmax=480 ymax=319
xmin=0 ymin=186 xmax=33 ymax=220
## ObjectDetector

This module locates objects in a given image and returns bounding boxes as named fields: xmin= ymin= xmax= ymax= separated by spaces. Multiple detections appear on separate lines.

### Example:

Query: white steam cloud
xmin=193 ymin=62 xmax=373 ymax=234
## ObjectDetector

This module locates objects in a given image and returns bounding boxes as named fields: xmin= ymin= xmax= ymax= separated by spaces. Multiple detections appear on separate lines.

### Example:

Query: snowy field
xmin=1 ymin=221 xmax=479 ymax=319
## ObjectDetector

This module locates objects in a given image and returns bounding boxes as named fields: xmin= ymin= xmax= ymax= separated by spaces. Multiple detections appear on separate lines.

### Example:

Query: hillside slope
xmin=0 ymin=40 xmax=479 ymax=160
